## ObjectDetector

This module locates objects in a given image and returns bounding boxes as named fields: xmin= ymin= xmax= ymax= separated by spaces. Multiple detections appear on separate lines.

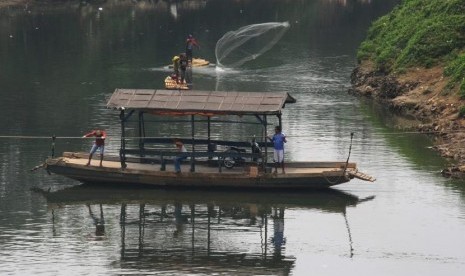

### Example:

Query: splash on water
xmin=215 ymin=22 xmax=290 ymax=68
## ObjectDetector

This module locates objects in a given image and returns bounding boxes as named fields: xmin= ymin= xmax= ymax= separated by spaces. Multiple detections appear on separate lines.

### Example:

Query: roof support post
xmin=138 ymin=111 xmax=145 ymax=158
xmin=119 ymin=109 xmax=127 ymax=169
xmin=277 ymin=113 xmax=282 ymax=129
xmin=207 ymin=116 xmax=212 ymax=160
xmin=122 ymin=109 xmax=135 ymax=121
xmin=190 ymin=115 xmax=196 ymax=172
xmin=254 ymin=115 xmax=267 ymax=127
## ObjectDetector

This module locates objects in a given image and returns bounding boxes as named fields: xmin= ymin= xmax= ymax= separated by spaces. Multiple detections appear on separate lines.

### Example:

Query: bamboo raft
xmin=191 ymin=58 xmax=210 ymax=67
xmin=164 ymin=76 xmax=189 ymax=90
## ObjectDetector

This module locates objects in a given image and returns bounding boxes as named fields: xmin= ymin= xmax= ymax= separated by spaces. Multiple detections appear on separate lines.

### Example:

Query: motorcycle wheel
xmin=223 ymin=149 xmax=238 ymax=169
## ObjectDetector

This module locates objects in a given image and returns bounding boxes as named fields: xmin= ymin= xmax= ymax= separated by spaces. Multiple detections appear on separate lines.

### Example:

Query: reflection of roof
xmin=116 ymin=249 xmax=294 ymax=274
xmin=106 ymin=89 xmax=296 ymax=116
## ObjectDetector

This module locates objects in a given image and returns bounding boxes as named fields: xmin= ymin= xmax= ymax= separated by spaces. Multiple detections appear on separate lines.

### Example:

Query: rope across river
xmin=1 ymin=129 xmax=464 ymax=140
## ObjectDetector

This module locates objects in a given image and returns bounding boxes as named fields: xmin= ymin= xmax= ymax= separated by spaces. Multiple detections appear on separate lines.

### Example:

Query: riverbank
xmin=350 ymin=61 xmax=465 ymax=179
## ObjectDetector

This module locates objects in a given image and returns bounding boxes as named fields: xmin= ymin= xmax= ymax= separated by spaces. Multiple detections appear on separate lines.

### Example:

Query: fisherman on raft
xmin=172 ymin=55 xmax=180 ymax=83
xmin=185 ymin=34 xmax=200 ymax=64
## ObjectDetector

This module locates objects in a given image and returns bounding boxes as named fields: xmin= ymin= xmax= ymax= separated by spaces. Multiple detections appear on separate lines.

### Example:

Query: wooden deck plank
xmin=64 ymin=157 xmax=346 ymax=175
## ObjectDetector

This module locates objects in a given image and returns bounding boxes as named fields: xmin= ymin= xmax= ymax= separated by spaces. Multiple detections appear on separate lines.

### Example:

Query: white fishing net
xmin=215 ymin=22 xmax=290 ymax=68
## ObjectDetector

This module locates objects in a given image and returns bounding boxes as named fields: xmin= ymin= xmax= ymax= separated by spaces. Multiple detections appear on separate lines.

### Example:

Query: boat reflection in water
xmin=43 ymin=186 xmax=374 ymax=274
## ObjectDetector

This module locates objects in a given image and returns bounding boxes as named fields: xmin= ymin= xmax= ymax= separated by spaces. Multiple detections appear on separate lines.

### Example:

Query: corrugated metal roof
xmin=106 ymin=89 xmax=296 ymax=115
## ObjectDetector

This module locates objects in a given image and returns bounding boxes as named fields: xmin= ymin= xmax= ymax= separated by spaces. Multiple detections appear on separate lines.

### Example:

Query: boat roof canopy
xmin=106 ymin=89 xmax=296 ymax=116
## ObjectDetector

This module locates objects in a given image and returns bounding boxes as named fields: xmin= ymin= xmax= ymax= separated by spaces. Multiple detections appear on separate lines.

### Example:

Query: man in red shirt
xmin=185 ymin=34 xmax=200 ymax=63
xmin=83 ymin=129 xmax=106 ymax=167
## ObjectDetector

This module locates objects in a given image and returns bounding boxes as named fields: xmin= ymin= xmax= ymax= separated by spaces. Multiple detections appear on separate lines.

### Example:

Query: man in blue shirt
xmin=269 ymin=126 xmax=287 ymax=174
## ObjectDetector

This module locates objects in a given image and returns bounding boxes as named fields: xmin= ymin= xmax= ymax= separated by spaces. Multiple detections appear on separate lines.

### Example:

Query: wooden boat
xmin=44 ymin=89 xmax=375 ymax=189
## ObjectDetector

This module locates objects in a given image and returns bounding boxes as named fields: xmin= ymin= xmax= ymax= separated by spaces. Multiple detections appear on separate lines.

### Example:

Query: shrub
xmin=358 ymin=0 xmax=465 ymax=96
xmin=459 ymin=105 xmax=465 ymax=117
xmin=444 ymin=52 xmax=465 ymax=97
xmin=358 ymin=0 xmax=465 ymax=70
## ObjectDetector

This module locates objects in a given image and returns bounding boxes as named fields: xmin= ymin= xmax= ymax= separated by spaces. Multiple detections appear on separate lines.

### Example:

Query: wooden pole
xmin=119 ymin=109 xmax=127 ymax=168
xmin=190 ymin=115 xmax=195 ymax=172
xmin=51 ymin=135 xmax=56 ymax=158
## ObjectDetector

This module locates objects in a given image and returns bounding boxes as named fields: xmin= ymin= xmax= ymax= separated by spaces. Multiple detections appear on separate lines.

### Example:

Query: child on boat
xmin=174 ymin=139 xmax=188 ymax=173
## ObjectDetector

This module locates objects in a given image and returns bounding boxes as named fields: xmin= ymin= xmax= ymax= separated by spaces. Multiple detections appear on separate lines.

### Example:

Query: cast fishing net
xmin=215 ymin=22 xmax=290 ymax=68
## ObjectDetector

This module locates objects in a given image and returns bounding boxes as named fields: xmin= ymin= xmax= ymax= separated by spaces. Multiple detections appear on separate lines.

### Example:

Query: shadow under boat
xmin=42 ymin=184 xmax=374 ymax=214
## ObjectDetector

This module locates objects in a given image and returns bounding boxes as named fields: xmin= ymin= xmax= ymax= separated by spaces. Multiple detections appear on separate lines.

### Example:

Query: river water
xmin=1 ymin=0 xmax=465 ymax=275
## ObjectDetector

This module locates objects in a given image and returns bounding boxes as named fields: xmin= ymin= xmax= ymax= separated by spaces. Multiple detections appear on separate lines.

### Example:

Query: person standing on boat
xmin=172 ymin=55 xmax=180 ymax=83
xmin=174 ymin=139 xmax=188 ymax=173
xmin=83 ymin=129 xmax=106 ymax=167
xmin=269 ymin=126 xmax=286 ymax=174
xmin=179 ymin=53 xmax=188 ymax=84
xmin=185 ymin=34 xmax=200 ymax=64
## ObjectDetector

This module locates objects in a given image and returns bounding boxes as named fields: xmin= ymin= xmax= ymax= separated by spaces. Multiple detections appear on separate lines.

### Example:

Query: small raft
xmin=164 ymin=76 xmax=189 ymax=90
xmin=191 ymin=58 xmax=210 ymax=67
xmin=167 ymin=58 xmax=211 ymax=68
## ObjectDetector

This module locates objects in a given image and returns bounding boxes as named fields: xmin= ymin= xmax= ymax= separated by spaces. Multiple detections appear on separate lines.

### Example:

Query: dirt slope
xmin=350 ymin=61 xmax=465 ymax=178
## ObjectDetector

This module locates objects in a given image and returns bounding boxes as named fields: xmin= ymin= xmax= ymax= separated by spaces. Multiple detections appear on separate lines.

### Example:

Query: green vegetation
xmin=358 ymin=0 xmax=465 ymax=95
xmin=444 ymin=53 xmax=465 ymax=98
xmin=460 ymin=105 xmax=465 ymax=118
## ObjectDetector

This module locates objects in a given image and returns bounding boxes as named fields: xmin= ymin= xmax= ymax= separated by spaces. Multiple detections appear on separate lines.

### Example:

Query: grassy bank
xmin=357 ymin=0 xmax=465 ymax=97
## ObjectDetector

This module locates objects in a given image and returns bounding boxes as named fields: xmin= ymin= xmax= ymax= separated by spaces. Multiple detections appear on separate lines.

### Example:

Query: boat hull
xmin=45 ymin=156 xmax=357 ymax=190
